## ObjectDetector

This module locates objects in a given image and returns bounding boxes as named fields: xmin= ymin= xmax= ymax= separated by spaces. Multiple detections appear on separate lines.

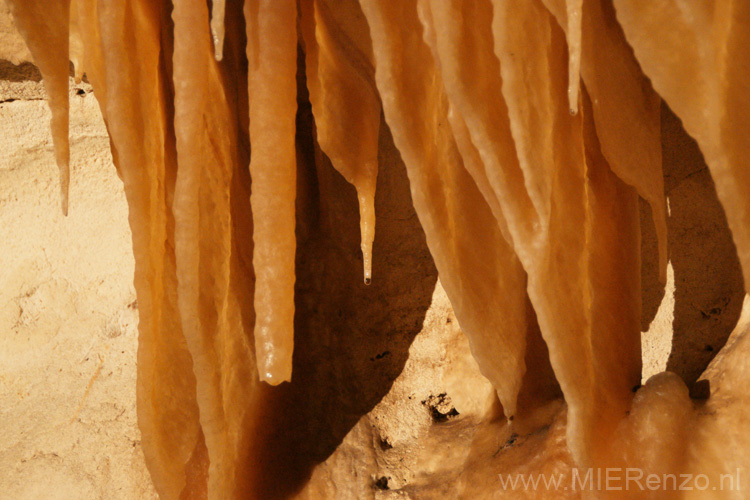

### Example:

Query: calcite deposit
xmin=3 ymin=0 xmax=750 ymax=498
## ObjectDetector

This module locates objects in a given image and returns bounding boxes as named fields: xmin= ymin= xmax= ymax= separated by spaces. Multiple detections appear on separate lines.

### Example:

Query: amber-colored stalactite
xmin=614 ymin=0 xmax=750 ymax=289
xmin=210 ymin=0 xmax=226 ymax=60
xmin=244 ymin=0 xmax=298 ymax=385
xmin=541 ymin=0 xmax=667 ymax=283
xmin=172 ymin=0 xmax=260 ymax=498
xmin=300 ymin=0 xmax=380 ymax=285
xmin=7 ymin=0 xmax=750 ymax=498
xmin=5 ymin=0 xmax=70 ymax=214
xmin=360 ymin=0 xmax=533 ymax=419
xmin=58 ymin=1 xmax=204 ymax=498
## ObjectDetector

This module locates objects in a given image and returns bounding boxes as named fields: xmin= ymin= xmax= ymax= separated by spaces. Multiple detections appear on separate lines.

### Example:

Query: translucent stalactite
xmin=541 ymin=0 xmax=667 ymax=282
xmin=92 ymin=1 xmax=202 ymax=498
xmin=7 ymin=0 xmax=750 ymax=498
xmin=359 ymin=0 xmax=531 ymax=419
xmin=300 ymin=0 xmax=380 ymax=285
xmin=565 ymin=0 xmax=583 ymax=114
xmin=5 ymin=0 xmax=70 ymax=215
xmin=68 ymin=0 xmax=85 ymax=83
xmin=492 ymin=0 xmax=642 ymax=469
xmin=172 ymin=0 xmax=257 ymax=497
xmin=614 ymin=0 xmax=750 ymax=288
xmin=210 ymin=0 xmax=225 ymax=61
xmin=245 ymin=0 xmax=299 ymax=384
xmin=70 ymin=0 xmax=107 ymax=108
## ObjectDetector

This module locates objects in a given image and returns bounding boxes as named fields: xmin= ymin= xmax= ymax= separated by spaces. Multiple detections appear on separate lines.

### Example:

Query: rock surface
xmin=0 ymin=45 xmax=157 ymax=499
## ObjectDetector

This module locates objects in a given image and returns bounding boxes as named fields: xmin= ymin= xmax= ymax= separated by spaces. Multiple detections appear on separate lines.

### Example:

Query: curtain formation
xmin=5 ymin=0 xmax=750 ymax=498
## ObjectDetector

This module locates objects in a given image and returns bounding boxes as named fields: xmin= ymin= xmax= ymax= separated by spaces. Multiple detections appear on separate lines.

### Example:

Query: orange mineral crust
xmin=5 ymin=0 xmax=750 ymax=498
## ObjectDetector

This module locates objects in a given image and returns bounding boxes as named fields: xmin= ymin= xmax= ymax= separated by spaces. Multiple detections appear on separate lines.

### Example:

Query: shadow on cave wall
xmin=641 ymin=102 xmax=745 ymax=389
xmin=3 ymin=11 xmax=437 ymax=497
xmin=0 ymin=59 xmax=84 ymax=84
xmin=250 ymin=98 xmax=747 ymax=498
xmin=0 ymin=59 xmax=41 ymax=82
xmin=241 ymin=50 xmax=438 ymax=499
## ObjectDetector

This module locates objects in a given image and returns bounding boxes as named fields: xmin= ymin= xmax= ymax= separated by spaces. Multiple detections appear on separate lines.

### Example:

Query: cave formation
xmin=4 ymin=0 xmax=750 ymax=499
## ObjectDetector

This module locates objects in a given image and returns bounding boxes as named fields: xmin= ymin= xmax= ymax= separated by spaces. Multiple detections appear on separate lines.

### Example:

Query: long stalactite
xmin=5 ymin=0 xmax=750 ymax=498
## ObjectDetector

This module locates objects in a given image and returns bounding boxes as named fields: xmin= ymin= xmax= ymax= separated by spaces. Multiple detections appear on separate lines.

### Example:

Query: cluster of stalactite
xmin=5 ymin=0 xmax=750 ymax=498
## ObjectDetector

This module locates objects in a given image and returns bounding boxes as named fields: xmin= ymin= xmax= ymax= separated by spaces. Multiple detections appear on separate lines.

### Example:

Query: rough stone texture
xmin=0 ymin=9 xmax=156 ymax=497
xmin=0 ymin=0 xmax=30 ymax=64
xmin=0 ymin=77 xmax=158 ymax=499
xmin=660 ymin=104 xmax=745 ymax=386
xmin=639 ymin=103 xmax=745 ymax=387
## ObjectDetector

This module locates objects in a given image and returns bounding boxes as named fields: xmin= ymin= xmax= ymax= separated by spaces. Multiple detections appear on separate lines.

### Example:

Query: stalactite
xmin=613 ymin=0 xmax=750 ymax=289
xmin=6 ymin=0 xmax=750 ymax=498
xmin=210 ymin=0 xmax=226 ymax=61
xmin=5 ymin=0 xmax=70 ymax=215
xmin=172 ymin=1 xmax=257 ymax=497
xmin=565 ymin=0 xmax=583 ymax=114
xmin=360 ymin=0 xmax=533 ymax=420
xmin=300 ymin=0 xmax=380 ymax=284
xmin=245 ymin=0 xmax=298 ymax=385
xmin=91 ymin=2 xmax=201 ymax=497
xmin=541 ymin=0 xmax=668 ymax=283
